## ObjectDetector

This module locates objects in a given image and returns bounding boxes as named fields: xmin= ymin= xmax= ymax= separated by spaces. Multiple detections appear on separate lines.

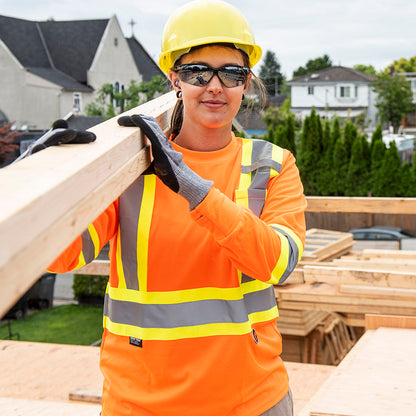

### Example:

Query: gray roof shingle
xmin=288 ymin=66 xmax=376 ymax=84
xmin=126 ymin=36 xmax=165 ymax=82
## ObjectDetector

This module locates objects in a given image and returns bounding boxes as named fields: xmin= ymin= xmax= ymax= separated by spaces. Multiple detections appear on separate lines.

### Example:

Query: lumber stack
xmin=277 ymin=249 xmax=416 ymax=328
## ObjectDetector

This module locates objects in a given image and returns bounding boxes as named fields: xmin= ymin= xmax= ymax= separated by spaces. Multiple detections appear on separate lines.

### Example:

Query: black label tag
xmin=129 ymin=337 xmax=143 ymax=347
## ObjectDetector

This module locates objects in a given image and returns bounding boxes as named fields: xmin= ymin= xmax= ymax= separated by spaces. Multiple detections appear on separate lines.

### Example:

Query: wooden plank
xmin=303 ymin=265 xmax=416 ymax=289
xmin=0 ymin=341 xmax=103 ymax=403
xmin=69 ymin=389 xmax=101 ymax=404
xmin=75 ymin=260 xmax=110 ymax=276
xmin=332 ymin=258 xmax=416 ymax=272
xmin=305 ymin=196 xmax=416 ymax=214
xmin=299 ymin=328 xmax=416 ymax=416
xmin=278 ymin=299 xmax=416 ymax=316
xmin=365 ymin=314 xmax=416 ymax=330
xmin=361 ymin=249 xmax=416 ymax=259
xmin=340 ymin=284 xmax=416 ymax=299
xmin=0 ymin=91 xmax=176 ymax=318
xmin=284 ymin=362 xmax=335 ymax=416
xmin=277 ymin=283 xmax=416 ymax=307
xmin=0 ymin=398 xmax=101 ymax=416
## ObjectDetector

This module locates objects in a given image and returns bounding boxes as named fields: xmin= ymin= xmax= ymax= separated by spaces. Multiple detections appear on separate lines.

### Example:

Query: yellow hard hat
xmin=159 ymin=0 xmax=262 ymax=73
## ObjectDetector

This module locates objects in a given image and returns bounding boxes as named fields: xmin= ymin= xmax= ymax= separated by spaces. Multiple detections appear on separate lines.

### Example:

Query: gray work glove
xmin=118 ymin=114 xmax=213 ymax=210
xmin=12 ymin=119 xmax=96 ymax=164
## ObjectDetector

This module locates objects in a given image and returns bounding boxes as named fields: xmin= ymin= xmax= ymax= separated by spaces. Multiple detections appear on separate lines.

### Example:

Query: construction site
xmin=1 ymin=91 xmax=415 ymax=415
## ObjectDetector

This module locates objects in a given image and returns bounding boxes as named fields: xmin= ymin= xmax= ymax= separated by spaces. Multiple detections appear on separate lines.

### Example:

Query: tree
xmin=371 ymin=73 xmax=414 ymax=132
xmin=353 ymin=64 xmax=377 ymax=76
xmin=372 ymin=141 xmax=403 ymax=196
xmin=332 ymin=137 xmax=348 ymax=196
xmin=383 ymin=56 xmax=416 ymax=74
xmin=345 ymin=135 xmax=370 ymax=196
xmin=85 ymin=76 xmax=168 ymax=118
xmin=0 ymin=122 xmax=19 ymax=167
xmin=293 ymin=54 xmax=332 ymax=78
xmin=258 ymin=50 xmax=284 ymax=96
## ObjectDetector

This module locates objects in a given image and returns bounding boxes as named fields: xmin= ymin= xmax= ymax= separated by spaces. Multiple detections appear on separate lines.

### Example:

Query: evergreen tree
xmin=343 ymin=121 xmax=357 ymax=161
xmin=258 ymin=50 xmax=284 ymax=96
xmin=297 ymin=109 xmax=322 ymax=194
xmin=372 ymin=141 xmax=403 ymax=196
xmin=332 ymin=138 xmax=348 ymax=195
xmin=370 ymin=139 xmax=387 ymax=195
xmin=401 ymin=162 xmax=413 ymax=197
xmin=285 ymin=114 xmax=296 ymax=156
xmin=331 ymin=117 xmax=341 ymax=148
xmin=316 ymin=120 xmax=334 ymax=195
xmin=370 ymin=124 xmax=383 ymax=152
xmin=345 ymin=136 xmax=369 ymax=196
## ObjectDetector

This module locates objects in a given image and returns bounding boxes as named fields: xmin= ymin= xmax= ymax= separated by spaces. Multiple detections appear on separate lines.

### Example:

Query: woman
xmin=50 ymin=1 xmax=306 ymax=415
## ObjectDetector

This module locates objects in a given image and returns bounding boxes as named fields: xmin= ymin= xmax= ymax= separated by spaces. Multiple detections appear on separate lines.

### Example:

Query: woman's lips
xmin=202 ymin=100 xmax=226 ymax=109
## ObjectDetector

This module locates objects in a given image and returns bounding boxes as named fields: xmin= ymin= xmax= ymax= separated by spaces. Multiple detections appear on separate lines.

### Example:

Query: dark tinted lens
xmin=218 ymin=67 xmax=248 ymax=87
xmin=177 ymin=65 xmax=213 ymax=86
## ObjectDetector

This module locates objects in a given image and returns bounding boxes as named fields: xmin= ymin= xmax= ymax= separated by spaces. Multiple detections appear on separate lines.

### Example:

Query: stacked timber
xmin=277 ymin=248 xmax=416 ymax=328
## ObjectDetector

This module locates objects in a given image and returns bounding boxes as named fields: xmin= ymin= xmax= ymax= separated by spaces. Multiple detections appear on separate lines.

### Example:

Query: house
xmin=398 ymin=72 xmax=416 ymax=129
xmin=0 ymin=14 xmax=165 ymax=130
xmin=287 ymin=66 xmax=377 ymax=127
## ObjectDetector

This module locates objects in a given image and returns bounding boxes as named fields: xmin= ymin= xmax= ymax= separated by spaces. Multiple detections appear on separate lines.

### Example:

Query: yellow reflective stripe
xmin=238 ymin=138 xmax=253 ymax=190
xmin=270 ymin=223 xmax=304 ymax=261
xmin=271 ymin=145 xmax=283 ymax=179
xmin=268 ymin=231 xmax=290 ymax=284
xmin=87 ymin=224 xmax=100 ymax=259
xmin=108 ymin=285 xmax=243 ymax=304
xmin=137 ymin=175 xmax=156 ymax=291
xmin=240 ymin=278 xmax=271 ymax=294
xmin=115 ymin=225 xmax=127 ymax=289
xmin=248 ymin=305 xmax=279 ymax=325
xmin=75 ymin=251 xmax=86 ymax=269
xmin=103 ymin=315 xmax=252 ymax=340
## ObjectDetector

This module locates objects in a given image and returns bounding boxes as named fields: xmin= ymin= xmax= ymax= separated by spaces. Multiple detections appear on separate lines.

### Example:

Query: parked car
xmin=348 ymin=226 xmax=416 ymax=241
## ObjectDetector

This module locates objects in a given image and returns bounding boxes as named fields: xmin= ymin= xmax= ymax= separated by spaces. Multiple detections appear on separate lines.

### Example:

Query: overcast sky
xmin=1 ymin=0 xmax=415 ymax=78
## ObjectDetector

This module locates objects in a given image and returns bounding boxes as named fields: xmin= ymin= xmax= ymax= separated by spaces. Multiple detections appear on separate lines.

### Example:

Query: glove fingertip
xmin=118 ymin=116 xmax=135 ymax=127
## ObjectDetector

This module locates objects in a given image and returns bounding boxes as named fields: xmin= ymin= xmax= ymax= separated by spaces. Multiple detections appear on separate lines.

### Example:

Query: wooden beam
xmin=365 ymin=314 xmax=416 ymax=330
xmin=0 ymin=91 xmax=176 ymax=318
xmin=306 ymin=196 xmax=416 ymax=214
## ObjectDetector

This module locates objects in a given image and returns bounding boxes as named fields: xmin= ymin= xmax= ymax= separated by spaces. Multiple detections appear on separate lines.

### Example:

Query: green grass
xmin=0 ymin=304 xmax=104 ymax=345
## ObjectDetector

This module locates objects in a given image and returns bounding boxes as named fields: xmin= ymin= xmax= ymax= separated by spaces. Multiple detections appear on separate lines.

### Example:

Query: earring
xmin=242 ymin=94 xmax=245 ymax=101
xmin=176 ymin=90 xmax=182 ymax=99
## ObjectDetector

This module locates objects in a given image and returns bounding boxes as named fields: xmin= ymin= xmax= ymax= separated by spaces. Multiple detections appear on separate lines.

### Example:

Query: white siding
xmin=88 ymin=16 xmax=142 ymax=91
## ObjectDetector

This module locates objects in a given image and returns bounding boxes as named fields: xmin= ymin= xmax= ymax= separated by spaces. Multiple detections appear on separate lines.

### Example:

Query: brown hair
xmin=168 ymin=44 xmax=266 ymax=136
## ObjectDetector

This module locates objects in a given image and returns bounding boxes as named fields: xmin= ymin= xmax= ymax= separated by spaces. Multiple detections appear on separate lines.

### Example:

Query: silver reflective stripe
xmin=271 ymin=225 xmax=299 ymax=283
xmin=118 ymin=176 xmax=145 ymax=290
xmin=81 ymin=229 xmax=94 ymax=264
xmin=242 ymin=140 xmax=282 ymax=217
xmin=103 ymin=286 xmax=276 ymax=329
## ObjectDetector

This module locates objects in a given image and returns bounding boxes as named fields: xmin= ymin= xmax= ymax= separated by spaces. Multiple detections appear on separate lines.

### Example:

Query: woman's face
xmin=169 ymin=45 xmax=251 ymax=131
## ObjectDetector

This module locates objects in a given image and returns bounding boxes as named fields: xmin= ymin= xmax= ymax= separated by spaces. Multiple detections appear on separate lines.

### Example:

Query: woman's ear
xmin=243 ymin=73 xmax=252 ymax=94
xmin=169 ymin=71 xmax=180 ymax=91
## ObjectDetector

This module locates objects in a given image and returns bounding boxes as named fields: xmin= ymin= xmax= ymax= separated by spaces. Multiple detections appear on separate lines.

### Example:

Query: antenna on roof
xmin=129 ymin=18 xmax=136 ymax=38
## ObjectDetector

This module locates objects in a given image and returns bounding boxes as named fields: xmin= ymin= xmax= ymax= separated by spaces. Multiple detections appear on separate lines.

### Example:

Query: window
xmin=308 ymin=86 xmax=314 ymax=95
xmin=73 ymin=93 xmax=81 ymax=113
xmin=340 ymin=86 xmax=351 ymax=97
xmin=114 ymin=37 xmax=118 ymax=47
xmin=355 ymin=86 xmax=358 ymax=97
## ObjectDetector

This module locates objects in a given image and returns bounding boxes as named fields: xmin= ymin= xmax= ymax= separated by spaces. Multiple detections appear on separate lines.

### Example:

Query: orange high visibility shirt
xmin=49 ymin=134 xmax=306 ymax=416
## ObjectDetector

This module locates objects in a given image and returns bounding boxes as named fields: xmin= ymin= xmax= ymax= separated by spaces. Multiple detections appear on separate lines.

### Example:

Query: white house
xmin=0 ymin=14 xmax=165 ymax=130
xmin=398 ymin=72 xmax=416 ymax=129
xmin=287 ymin=66 xmax=377 ymax=127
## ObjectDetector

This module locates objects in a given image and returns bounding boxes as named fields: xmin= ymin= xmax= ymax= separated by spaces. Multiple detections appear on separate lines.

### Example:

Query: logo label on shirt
xmin=129 ymin=337 xmax=143 ymax=348
xmin=252 ymin=329 xmax=259 ymax=344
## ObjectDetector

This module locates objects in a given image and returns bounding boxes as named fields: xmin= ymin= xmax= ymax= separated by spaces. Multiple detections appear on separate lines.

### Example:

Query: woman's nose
xmin=207 ymin=74 xmax=223 ymax=93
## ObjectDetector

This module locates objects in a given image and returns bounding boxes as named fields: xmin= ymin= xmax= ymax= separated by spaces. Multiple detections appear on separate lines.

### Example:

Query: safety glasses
xmin=172 ymin=64 xmax=250 ymax=88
